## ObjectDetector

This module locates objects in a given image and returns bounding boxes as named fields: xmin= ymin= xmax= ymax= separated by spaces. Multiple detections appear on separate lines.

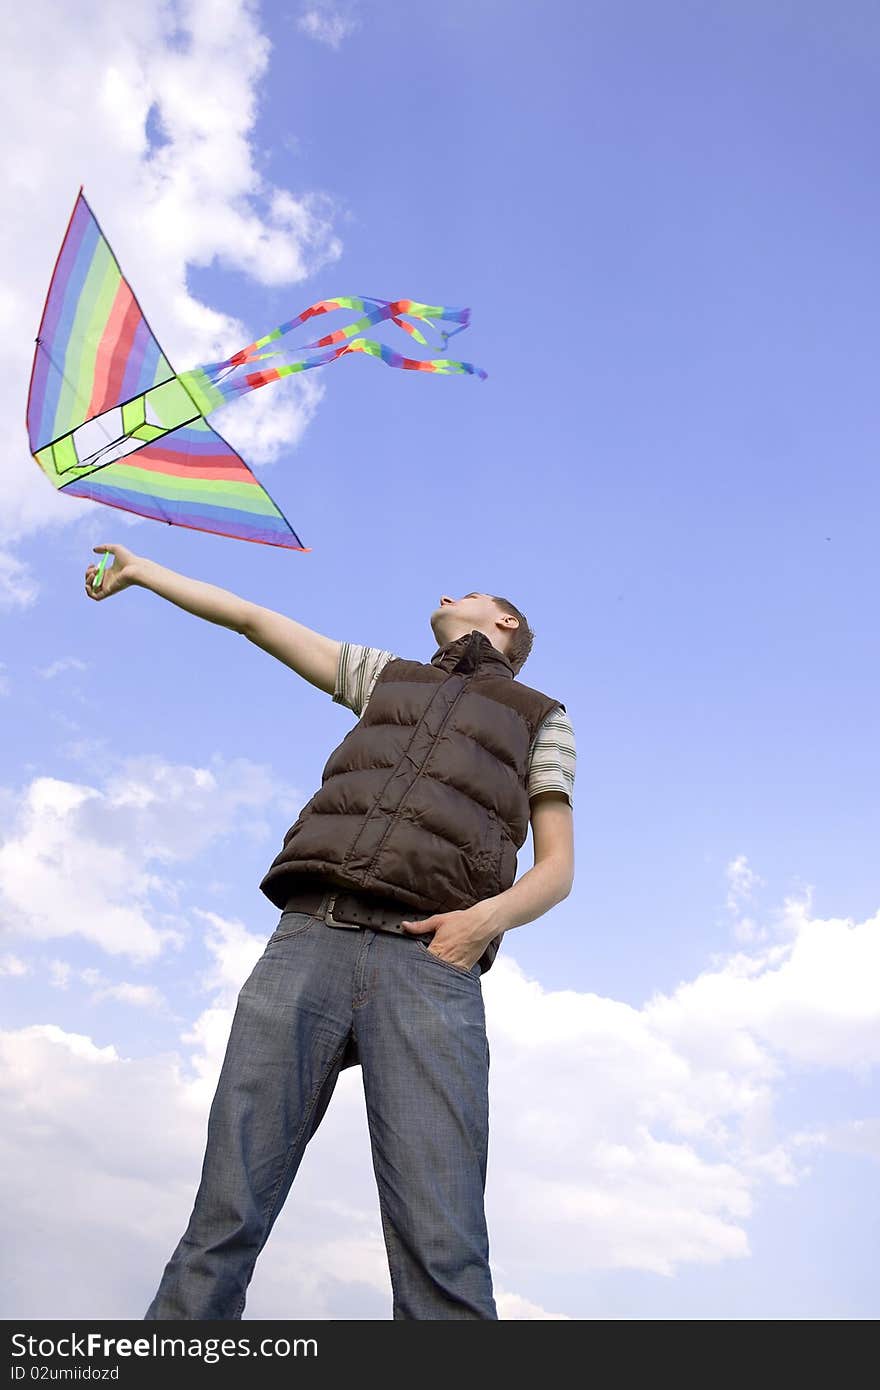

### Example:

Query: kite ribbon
xmin=181 ymin=295 xmax=487 ymax=413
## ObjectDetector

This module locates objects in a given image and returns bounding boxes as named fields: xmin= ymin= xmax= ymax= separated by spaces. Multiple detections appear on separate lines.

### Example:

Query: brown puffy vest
xmin=258 ymin=627 xmax=564 ymax=974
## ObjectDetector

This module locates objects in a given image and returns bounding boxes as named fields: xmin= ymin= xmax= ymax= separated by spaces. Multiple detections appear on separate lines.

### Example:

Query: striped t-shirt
xmin=332 ymin=642 xmax=575 ymax=809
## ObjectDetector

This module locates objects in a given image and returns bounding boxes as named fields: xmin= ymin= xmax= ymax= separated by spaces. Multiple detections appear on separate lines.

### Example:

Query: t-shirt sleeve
xmin=526 ymin=705 xmax=576 ymax=808
xmin=332 ymin=642 xmax=398 ymax=717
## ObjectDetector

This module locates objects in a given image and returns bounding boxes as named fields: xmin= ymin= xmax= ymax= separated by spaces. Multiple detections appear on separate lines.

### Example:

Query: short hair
xmin=491 ymin=595 xmax=534 ymax=675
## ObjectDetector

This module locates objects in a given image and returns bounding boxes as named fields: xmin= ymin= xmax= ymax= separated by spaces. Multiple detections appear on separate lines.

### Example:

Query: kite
xmin=26 ymin=189 xmax=487 ymax=552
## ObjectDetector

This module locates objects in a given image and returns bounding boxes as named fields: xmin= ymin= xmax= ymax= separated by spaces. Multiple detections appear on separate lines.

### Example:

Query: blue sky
xmin=1 ymin=0 xmax=878 ymax=1320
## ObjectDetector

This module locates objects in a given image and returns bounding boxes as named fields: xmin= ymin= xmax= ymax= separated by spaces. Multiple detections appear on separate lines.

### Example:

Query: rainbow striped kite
xmin=26 ymin=190 xmax=487 ymax=551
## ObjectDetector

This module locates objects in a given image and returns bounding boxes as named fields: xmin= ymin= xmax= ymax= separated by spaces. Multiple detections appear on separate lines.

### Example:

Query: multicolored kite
xmin=26 ymin=190 xmax=486 ymax=551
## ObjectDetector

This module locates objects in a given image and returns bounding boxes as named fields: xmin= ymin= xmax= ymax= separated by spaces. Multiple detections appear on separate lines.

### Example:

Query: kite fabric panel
xmin=26 ymin=190 xmax=487 ymax=552
xmin=27 ymin=192 xmax=174 ymax=455
xmin=59 ymin=419 xmax=302 ymax=549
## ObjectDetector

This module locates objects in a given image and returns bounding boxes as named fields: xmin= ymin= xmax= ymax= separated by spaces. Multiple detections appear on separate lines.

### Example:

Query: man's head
xmin=430 ymin=591 xmax=534 ymax=675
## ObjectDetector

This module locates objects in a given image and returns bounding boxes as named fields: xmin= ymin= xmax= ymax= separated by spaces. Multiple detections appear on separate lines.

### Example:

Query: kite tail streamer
xmin=181 ymin=295 xmax=486 ymax=413
xmin=180 ymin=336 xmax=486 ymax=415
xmin=197 ymin=297 xmax=446 ymax=370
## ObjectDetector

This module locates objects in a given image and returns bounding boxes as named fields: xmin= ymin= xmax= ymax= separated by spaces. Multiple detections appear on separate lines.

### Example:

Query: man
xmin=84 ymin=543 xmax=576 ymax=1320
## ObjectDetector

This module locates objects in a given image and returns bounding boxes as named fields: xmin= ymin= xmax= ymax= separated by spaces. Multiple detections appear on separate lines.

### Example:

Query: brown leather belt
xmin=282 ymin=879 xmax=436 ymax=936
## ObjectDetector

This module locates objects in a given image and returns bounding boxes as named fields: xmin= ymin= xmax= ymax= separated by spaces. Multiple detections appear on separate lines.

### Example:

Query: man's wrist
xmin=475 ymin=896 xmax=509 ymax=938
xmin=476 ymin=864 xmax=571 ymax=937
xmin=124 ymin=558 xmax=146 ymax=589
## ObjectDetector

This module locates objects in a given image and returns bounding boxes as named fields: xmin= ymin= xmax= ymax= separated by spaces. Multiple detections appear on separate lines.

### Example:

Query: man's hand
xmin=84 ymin=543 xmax=140 ymax=601
xmin=400 ymin=901 xmax=499 ymax=972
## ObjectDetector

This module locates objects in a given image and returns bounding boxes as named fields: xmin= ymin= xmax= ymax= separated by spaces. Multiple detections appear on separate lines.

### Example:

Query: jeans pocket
xmin=269 ymin=911 xmax=317 ymax=943
xmin=416 ymin=937 xmax=480 ymax=981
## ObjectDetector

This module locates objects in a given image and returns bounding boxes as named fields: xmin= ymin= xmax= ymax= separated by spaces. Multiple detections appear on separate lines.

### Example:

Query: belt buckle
xmin=323 ymin=892 xmax=360 ymax=930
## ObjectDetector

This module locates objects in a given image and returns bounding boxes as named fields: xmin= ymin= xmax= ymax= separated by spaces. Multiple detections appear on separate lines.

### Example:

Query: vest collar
xmin=429 ymin=628 xmax=515 ymax=678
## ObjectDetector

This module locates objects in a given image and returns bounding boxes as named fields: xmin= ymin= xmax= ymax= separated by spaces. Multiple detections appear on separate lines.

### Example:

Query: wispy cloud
xmin=0 ymin=953 xmax=29 ymax=977
xmin=83 ymin=973 xmax=167 ymax=1012
xmin=725 ymin=852 xmax=769 ymax=944
xmin=297 ymin=3 xmax=360 ymax=50
xmin=48 ymin=960 xmax=73 ymax=990
xmin=36 ymin=658 xmax=89 ymax=680
xmin=0 ymin=553 xmax=39 ymax=613
xmin=48 ymin=960 xmax=168 ymax=1012
xmin=793 ymin=1118 xmax=880 ymax=1164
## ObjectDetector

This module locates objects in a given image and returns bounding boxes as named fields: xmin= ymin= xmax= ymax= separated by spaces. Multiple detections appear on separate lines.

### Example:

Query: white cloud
xmin=297 ymin=3 xmax=359 ymax=50
xmin=725 ymin=853 xmax=768 ymax=944
xmin=78 ymin=966 xmax=168 ymax=1012
xmin=49 ymin=960 xmax=73 ymax=990
xmin=1 ymin=0 xmax=344 ymax=572
xmin=215 ymin=369 xmax=325 ymax=466
xmin=179 ymin=906 xmax=278 ymax=1105
xmin=36 ymin=658 xmax=89 ymax=680
xmin=479 ymin=887 xmax=880 ymax=1286
xmin=0 ymin=662 xmax=8 ymax=696
xmin=0 ymin=953 xmax=29 ymax=976
xmin=798 ymin=1118 xmax=880 ymax=1163
xmin=0 ymin=756 xmax=303 ymax=961
xmin=1 ymin=854 xmax=879 ymax=1317
xmin=647 ymin=897 xmax=880 ymax=1072
xmin=726 ymin=854 xmax=765 ymax=909
xmin=94 ymin=981 xmax=167 ymax=1010
xmin=0 ymin=553 xmax=38 ymax=613
xmin=47 ymin=959 xmax=167 ymax=1010
xmin=495 ymin=1291 xmax=572 ymax=1320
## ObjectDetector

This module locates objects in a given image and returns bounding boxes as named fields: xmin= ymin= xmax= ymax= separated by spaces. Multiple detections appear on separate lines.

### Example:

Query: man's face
xmin=430 ymin=591 xmax=508 ymax=643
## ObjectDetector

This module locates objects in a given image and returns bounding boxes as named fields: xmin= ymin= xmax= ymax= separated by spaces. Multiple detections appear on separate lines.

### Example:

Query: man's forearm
xmin=482 ymin=860 xmax=572 ymax=936
xmin=132 ymin=558 xmax=249 ymax=633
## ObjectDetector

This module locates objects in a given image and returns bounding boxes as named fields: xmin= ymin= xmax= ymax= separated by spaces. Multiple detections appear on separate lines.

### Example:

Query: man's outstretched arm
xmin=84 ymin=543 xmax=341 ymax=696
xmin=238 ymin=600 xmax=340 ymax=695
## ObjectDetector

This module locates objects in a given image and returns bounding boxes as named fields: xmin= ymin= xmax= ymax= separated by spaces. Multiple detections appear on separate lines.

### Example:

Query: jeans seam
xmin=270 ymin=914 xmax=317 ymax=943
xmin=361 ymin=1060 xmax=409 ymax=1319
xmin=373 ymin=1169 xmax=406 ymax=1318
xmin=231 ymin=1033 xmax=350 ymax=1319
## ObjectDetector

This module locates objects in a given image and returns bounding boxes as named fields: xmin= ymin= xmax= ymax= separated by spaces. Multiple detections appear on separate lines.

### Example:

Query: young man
xmin=84 ymin=544 xmax=576 ymax=1321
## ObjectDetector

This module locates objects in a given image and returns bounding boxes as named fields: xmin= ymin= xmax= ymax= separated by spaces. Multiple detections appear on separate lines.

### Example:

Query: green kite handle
xmin=91 ymin=551 xmax=110 ymax=590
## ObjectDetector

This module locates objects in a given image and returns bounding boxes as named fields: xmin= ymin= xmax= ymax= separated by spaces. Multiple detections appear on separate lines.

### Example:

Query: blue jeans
xmin=144 ymin=909 xmax=497 ymax=1320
